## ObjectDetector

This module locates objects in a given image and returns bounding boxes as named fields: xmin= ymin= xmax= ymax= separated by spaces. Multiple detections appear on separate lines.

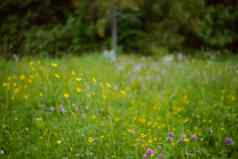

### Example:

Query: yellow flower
xmin=27 ymin=79 xmax=32 ymax=84
xmin=88 ymin=137 xmax=95 ymax=144
xmin=76 ymin=86 xmax=81 ymax=93
xmin=105 ymin=82 xmax=112 ymax=88
xmin=92 ymin=77 xmax=97 ymax=83
xmin=92 ymin=115 xmax=97 ymax=120
xmin=127 ymin=128 xmax=135 ymax=134
xmin=120 ymin=90 xmax=126 ymax=96
xmin=12 ymin=82 xmax=17 ymax=87
xmin=76 ymin=77 xmax=82 ymax=82
xmin=140 ymin=133 xmax=146 ymax=138
xmin=137 ymin=117 xmax=146 ymax=124
xmin=24 ymin=95 xmax=29 ymax=100
xmin=51 ymin=63 xmax=58 ymax=68
xmin=2 ymin=82 xmax=9 ymax=87
xmin=14 ymin=87 xmax=21 ymax=94
xmin=54 ymin=73 xmax=61 ymax=79
xmin=64 ymin=92 xmax=70 ymax=98
xmin=71 ymin=70 xmax=76 ymax=76
xmin=57 ymin=140 xmax=62 ymax=144
xmin=19 ymin=75 xmax=26 ymax=80
xmin=39 ymin=92 xmax=44 ymax=97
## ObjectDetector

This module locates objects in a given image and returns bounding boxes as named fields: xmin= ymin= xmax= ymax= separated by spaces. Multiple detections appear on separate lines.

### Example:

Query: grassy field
xmin=0 ymin=54 xmax=238 ymax=159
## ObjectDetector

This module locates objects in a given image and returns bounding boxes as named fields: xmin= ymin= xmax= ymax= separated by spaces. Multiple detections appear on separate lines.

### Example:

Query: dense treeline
xmin=0 ymin=0 xmax=238 ymax=57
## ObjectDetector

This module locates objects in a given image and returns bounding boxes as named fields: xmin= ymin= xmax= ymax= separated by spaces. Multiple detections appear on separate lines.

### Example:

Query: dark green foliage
xmin=0 ymin=0 xmax=237 ymax=56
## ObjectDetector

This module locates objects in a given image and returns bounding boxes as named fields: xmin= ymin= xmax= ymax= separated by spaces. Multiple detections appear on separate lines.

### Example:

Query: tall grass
xmin=0 ymin=54 xmax=238 ymax=159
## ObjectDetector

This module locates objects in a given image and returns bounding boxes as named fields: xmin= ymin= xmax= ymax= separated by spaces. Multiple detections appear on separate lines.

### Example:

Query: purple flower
xmin=224 ymin=137 xmax=234 ymax=145
xmin=60 ymin=105 xmax=65 ymax=113
xmin=144 ymin=148 xmax=155 ymax=158
xmin=168 ymin=132 xmax=175 ymax=138
xmin=168 ymin=132 xmax=175 ymax=143
xmin=191 ymin=134 xmax=198 ymax=142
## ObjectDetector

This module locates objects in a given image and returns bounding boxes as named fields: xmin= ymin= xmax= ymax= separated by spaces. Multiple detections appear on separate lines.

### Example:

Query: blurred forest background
xmin=0 ymin=0 xmax=238 ymax=57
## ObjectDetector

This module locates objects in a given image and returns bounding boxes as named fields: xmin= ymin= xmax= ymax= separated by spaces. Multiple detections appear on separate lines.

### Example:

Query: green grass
xmin=0 ymin=53 xmax=238 ymax=159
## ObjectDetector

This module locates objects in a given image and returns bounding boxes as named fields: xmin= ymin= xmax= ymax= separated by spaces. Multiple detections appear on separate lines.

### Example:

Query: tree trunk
xmin=110 ymin=1 xmax=118 ymax=54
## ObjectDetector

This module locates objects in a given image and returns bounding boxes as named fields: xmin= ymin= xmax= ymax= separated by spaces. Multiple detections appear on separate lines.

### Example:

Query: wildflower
xmin=71 ymin=70 xmax=76 ymax=76
xmin=64 ymin=92 xmax=70 ymax=99
xmin=51 ymin=63 xmax=58 ymax=68
xmin=168 ymin=131 xmax=175 ymax=143
xmin=76 ymin=77 xmax=82 ymax=82
xmin=127 ymin=128 xmax=135 ymax=134
xmin=179 ymin=134 xmax=190 ymax=143
xmin=140 ymin=133 xmax=146 ymax=138
xmin=144 ymin=148 xmax=155 ymax=159
xmin=19 ymin=75 xmax=26 ymax=80
xmin=0 ymin=149 xmax=4 ymax=155
xmin=24 ymin=95 xmax=29 ymax=100
xmin=120 ymin=90 xmax=126 ymax=96
xmin=191 ymin=134 xmax=198 ymax=142
xmin=224 ymin=137 xmax=234 ymax=145
xmin=88 ymin=137 xmax=95 ymax=144
xmin=168 ymin=132 xmax=175 ymax=138
xmin=49 ymin=106 xmax=55 ymax=112
xmin=76 ymin=86 xmax=81 ymax=93
xmin=92 ymin=77 xmax=97 ymax=83
xmin=60 ymin=105 xmax=65 ymax=113
xmin=57 ymin=140 xmax=62 ymax=144
xmin=105 ymin=82 xmax=112 ymax=88
xmin=54 ymin=73 xmax=61 ymax=79
xmin=39 ymin=92 xmax=44 ymax=97
xmin=27 ymin=78 xmax=32 ymax=84
xmin=14 ymin=87 xmax=21 ymax=94
xmin=137 ymin=117 xmax=146 ymax=124
xmin=2 ymin=82 xmax=9 ymax=87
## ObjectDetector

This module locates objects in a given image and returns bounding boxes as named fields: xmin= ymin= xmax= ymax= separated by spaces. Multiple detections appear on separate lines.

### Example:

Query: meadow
xmin=0 ymin=53 xmax=238 ymax=159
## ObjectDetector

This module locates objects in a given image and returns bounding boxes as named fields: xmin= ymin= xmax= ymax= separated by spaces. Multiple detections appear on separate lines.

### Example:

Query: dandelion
xmin=19 ymin=75 xmax=26 ymax=80
xmin=76 ymin=86 xmax=81 ymax=93
xmin=137 ymin=117 xmax=146 ymax=124
xmin=27 ymin=78 xmax=32 ymax=84
xmin=224 ymin=137 xmax=234 ymax=145
xmin=64 ymin=92 xmax=70 ymax=99
xmin=88 ymin=137 xmax=95 ymax=144
xmin=76 ymin=77 xmax=82 ymax=82
xmin=144 ymin=148 xmax=155 ymax=159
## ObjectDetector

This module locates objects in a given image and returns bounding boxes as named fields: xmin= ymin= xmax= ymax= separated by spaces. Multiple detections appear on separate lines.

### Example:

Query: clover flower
xmin=144 ymin=148 xmax=155 ymax=159
xmin=224 ymin=137 xmax=234 ymax=145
